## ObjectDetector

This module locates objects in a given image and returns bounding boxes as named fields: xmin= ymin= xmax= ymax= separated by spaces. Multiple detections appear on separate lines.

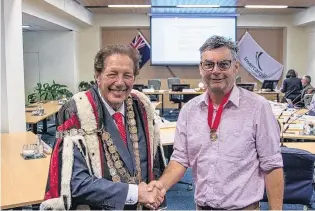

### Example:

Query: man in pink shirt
xmin=149 ymin=35 xmax=284 ymax=210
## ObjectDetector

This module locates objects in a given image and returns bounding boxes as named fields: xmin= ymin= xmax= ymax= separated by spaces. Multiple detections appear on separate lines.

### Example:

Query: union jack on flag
xmin=129 ymin=32 xmax=150 ymax=69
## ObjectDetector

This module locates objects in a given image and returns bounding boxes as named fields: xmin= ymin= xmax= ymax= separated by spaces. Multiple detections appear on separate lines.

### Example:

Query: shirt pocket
xmin=186 ymin=121 xmax=208 ymax=152
xmin=219 ymin=119 xmax=254 ymax=159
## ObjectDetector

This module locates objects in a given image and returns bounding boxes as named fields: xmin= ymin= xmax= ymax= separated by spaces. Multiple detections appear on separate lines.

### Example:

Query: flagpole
xmin=137 ymin=28 xmax=150 ymax=46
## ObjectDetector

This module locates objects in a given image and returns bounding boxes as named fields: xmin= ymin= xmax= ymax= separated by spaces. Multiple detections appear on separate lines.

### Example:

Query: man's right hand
xmin=138 ymin=182 xmax=164 ymax=209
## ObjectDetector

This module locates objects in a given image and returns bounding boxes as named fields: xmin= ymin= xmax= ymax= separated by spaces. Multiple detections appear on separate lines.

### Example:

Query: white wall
xmin=0 ymin=0 xmax=5 ymax=132
xmin=77 ymin=25 xmax=100 ymax=81
xmin=44 ymin=0 xmax=93 ymax=26
xmin=23 ymin=31 xmax=78 ymax=99
xmin=22 ymin=0 xmax=92 ymax=32
xmin=77 ymin=14 xmax=307 ymax=82
xmin=305 ymin=23 xmax=315 ymax=87
xmin=293 ymin=6 xmax=315 ymax=26
xmin=1 ymin=0 xmax=26 ymax=133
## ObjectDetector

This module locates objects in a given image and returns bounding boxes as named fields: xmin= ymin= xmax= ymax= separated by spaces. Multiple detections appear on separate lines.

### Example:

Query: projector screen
xmin=151 ymin=16 xmax=236 ymax=66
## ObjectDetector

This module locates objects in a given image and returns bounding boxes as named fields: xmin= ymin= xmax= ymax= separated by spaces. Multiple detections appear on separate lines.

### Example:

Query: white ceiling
xmin=78 ymin=0 xmax=315 ymax=15
xmin=22 ymin=13 xmax=70 ymax=32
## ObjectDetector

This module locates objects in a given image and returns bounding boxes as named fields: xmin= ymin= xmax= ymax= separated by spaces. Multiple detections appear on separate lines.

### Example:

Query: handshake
xmin=138 ymin=180 xmax=166 ymax=210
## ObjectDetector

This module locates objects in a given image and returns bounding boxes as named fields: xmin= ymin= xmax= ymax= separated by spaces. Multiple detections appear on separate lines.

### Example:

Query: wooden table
xmin=25 ymin=101 xmax=61 ymax=133
xmin=151 ymin=101 xmax=162 ymax=109
xmin=160 ymin=127 xmax=176 ymax=146
xmin=143 ymin=89 xmax=281 ymax=115
xmin=1 ymin=132 xmax=51 ymax=209
xmin=255 ymin=90 xmax=281 ymax=102
xmin=283 ymin=142 xmax=315 ymax=154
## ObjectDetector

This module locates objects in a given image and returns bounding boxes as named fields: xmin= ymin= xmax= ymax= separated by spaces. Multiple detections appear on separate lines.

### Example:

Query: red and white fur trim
xmin=130 ymin=89 xmax=161 ymax=164
xmin=40 ymin=89 xmax=160 ymax=210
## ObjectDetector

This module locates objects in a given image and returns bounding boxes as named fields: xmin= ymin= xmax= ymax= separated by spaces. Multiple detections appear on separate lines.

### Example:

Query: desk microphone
xmin=281 ymin=121 xmax=285 ymax=147
xmin=278 ymin=110 xmax=285 ymax=119
xmin=281 ymin=109 xmax=309 ymax=147
xmin=284 ymin=108 xmax=304 ymax=124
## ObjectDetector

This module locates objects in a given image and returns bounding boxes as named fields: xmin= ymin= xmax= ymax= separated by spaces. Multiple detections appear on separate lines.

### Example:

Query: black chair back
xmin=167 ymin=77 xmax=180 ymax=89
xmin=170 ymin=84 xmax=190 ymax=105
xmin=133 ymin=84 xmax=145 ymax=92
xmin=167 ymin=77 xmax=181 ymax=103
xmin=262 ymin=147 xmax=315 ymax=206
xmin=148 ymin=79 xmax=161 ymax=90
xmin=148 ymin=79 xmax=161 ymax=101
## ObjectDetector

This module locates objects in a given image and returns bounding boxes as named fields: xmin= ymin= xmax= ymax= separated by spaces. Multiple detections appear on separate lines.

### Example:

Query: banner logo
xmin=255 ymin=51 xmax=264 ymax=71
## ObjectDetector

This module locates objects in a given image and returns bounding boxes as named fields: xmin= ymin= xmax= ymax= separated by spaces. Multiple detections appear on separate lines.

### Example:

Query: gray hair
xmin=303 ymin=75 xmax=311 ymax=84
xmin=199 ymin=35 xmax=238 ymax=60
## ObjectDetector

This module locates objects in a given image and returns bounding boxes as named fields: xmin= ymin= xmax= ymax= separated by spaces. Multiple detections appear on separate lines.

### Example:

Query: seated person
xmin=301 ymin=75 xmax=313 ymax=95
xmin=307 ymin=94 xmax=315 ymax=114
xmin=280 ymin=69 xmax=303 ymax=103
xmin=292 ymin=75 xmax=313 ymax=106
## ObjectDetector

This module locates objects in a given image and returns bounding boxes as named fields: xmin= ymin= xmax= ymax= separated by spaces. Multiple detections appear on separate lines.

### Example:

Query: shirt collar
xmin=98 ymin=90 xmax=125 ymax=116
xmin=197 ymin=85 xmax=240 ymax=108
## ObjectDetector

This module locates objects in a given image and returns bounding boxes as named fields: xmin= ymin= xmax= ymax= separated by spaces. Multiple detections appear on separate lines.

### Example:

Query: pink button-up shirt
xmin=171 ymin=86 xmax=283 ymax=209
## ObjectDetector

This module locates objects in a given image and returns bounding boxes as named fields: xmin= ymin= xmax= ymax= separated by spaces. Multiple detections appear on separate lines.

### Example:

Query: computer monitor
xmin=133 ymin=84 xmax=145 ymax=92
xmin=237 ymin=83 xmax=255 ymax=91
xmin=170 ymin=84 xmax=192 ymax=106
xmin=171 ymin=84 xmax=190 ymax=92
xmin=261 ymin=80 xmax=279 ymax=91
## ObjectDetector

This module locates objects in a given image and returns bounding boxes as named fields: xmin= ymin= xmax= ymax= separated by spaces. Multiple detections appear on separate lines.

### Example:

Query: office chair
xmin=261 ymin=147 xmax=315 ymax=210
xmin=183 ymin=91 xmax=198 ymax=104
xmin=167 ymin=77 xmax=181 ymax=89
xmin=304 ymin=94 xmax=314 ymax=107
xmin=169 ymin=84 xmax=190 ymax=115
xmin=167 ymin=78 xmax=181 ymax=114
xmin=148 ymin=79 xmax=161 ymax=102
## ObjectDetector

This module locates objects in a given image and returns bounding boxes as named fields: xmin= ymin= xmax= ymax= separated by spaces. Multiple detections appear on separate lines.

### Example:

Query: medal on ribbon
xmin=208 ymin=89 xmax=232 ymax=142
xmin=210 ymin=129 xmax=218 ymax=141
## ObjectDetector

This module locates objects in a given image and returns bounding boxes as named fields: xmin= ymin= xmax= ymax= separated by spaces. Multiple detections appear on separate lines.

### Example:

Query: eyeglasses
xmin=200 ymin=60 xmax=233 ymax=72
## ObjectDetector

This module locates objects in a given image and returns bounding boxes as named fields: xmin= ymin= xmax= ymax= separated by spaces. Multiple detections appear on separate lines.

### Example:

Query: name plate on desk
xmin=142 ymin=88 xmax=154 ymax=92
xmin=182 ymin=89 xmax=195 ymax=93
xmin=286 ymin=124 xmax=304 ymax=131
xmin=282 ymin=111 xmax=297 ymax=116
xmin=301 ymin=115 xmax=315 ymax=121
xmin=160 ymin=122 xmax=177 ymax=129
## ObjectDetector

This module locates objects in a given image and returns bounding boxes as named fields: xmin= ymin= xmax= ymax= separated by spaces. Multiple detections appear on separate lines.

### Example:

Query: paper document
xmin=160 ymin=122 xmax=177 ymax=129
xmin=287 ymin=124 xmax=304 ymax=130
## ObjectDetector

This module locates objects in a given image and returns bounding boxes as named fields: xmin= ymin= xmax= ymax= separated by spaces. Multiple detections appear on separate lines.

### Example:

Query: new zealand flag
xmin=129 ymin=32 xmax=150 ymax=69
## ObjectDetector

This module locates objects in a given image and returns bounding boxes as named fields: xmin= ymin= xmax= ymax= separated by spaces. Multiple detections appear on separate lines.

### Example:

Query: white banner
xmin=237 ymin=32 xmax=283 ymax=82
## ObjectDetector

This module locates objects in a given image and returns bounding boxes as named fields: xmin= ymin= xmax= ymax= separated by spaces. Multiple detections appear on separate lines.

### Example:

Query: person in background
xmin=280 ymin=69 xmax=302 ymax=103
xmin=293 ymin=75 xmax=313 ymax=106
xmin=41 ymin=45 xmax=166 ymax=210
xmin=147 ymin=35 xmax=284 ymax=210
xmin=307 ymin=94 xmax=315 ymax=114
xmin=301 ymin=75 xmax=313 ymax=96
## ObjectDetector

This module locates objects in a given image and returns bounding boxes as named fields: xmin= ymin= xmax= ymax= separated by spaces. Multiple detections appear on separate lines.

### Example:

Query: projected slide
xmin=151 ymin=17 xmax=236 ymax=65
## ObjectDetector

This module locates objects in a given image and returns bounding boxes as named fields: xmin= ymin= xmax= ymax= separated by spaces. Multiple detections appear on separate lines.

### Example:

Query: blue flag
xmin=129 ymin=32 xmax=150 ymax=69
